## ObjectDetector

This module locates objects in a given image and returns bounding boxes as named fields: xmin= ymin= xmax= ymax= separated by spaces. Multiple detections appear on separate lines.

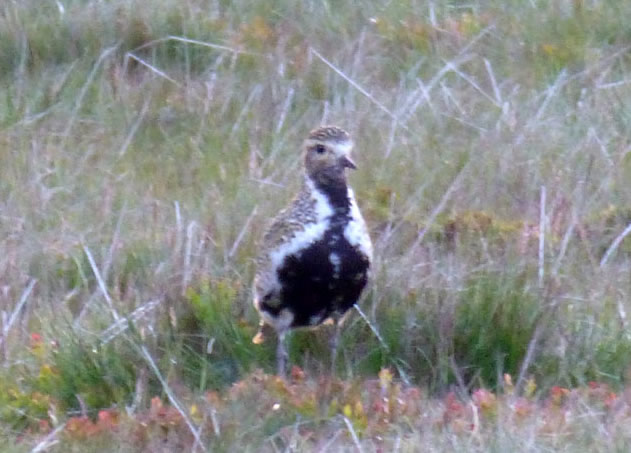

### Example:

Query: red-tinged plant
xmin=64 ymin=409 xmax=120 ymax=440
xmin=29 ymin=333 xmax=45 ymax=359
xmin=205 ymin=390 xmax=223 ymax=410
xmin=512 ymin=397 xmax=535 ymax=419
xmin=472 ymin=388 xmax=497 ymax=418
xmin=540 ymin=387 xmax=571 ymax=435
xmin=290 ymin=365 xmax=306 ymax=382
xmin=269 ymin=375 xmax=292 ymax=397
xmin=38 ymin=419 xmax=51 ymax=434
xmin=369 ymin=369 xmax=396 ymax=423
xmin=149 ymin=396 xmax=163 ymax=416
xmin=442 ymin=391 xmax=470 ymax=429
xmin=371 ymin=368 xmax=423 ymax=424
xmin=372 ymin=396 xmax=389 ymax=419
xmin=97 ymin=409 xmax=119 ymax=431
xmin=399 ymin=387 xmax=423 ymax=418
xmin=548 ymin=386 xmax=570 ymax=406
xmin=30 ymin=333 xmax=43 ymax=345
xmin=588 ymin=381 xmax=600 ymax=389
xmin=585 ymin=382 xmax=618 ymax=410
xmin=65 ymin=416 xmax=100 ymax=439
xmin=288 ymin=388 xmax=318 ymax=417
xmin=604 ymin=391 xmax=618 ymax=410
xmin=132 ymin=397 xmax=194 ymax=450
xmin=148 ymin=396 xmax=183 ymax=427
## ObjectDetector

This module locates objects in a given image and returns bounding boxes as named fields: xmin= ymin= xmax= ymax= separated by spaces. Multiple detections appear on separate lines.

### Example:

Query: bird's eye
xmin=315 ymin=145 xmax=326 ymax=154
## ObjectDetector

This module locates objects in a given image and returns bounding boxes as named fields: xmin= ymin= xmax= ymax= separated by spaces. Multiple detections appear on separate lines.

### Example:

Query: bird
xmin=252 ymin=125 xmax=373 ymax=376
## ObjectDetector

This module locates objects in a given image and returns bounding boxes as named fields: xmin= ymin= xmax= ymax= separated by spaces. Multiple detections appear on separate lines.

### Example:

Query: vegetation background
xmin=2 ymin=0 xmax=631 ymax=450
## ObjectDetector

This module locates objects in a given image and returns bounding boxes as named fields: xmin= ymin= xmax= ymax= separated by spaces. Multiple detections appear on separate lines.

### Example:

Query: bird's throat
xmin=311 ymin=175 xmax=351 ymax=214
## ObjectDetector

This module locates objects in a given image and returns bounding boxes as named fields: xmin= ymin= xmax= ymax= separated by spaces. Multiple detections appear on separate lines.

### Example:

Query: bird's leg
xmin=320 ymin=320 xmax=342 ymax=407
xmin=277 ymin=330 xmax=288 ymax=378
xmin=329 ymin=320 xmax=342 ymax=377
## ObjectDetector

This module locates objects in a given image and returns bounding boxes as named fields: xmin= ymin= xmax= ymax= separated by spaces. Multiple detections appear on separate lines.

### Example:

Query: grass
xmin=2 ymin=0 xmax=631 ymax=450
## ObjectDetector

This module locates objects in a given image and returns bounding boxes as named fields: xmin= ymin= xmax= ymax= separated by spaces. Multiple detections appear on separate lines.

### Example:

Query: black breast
xmin=262 ymin=184 xmax=370 ymax=328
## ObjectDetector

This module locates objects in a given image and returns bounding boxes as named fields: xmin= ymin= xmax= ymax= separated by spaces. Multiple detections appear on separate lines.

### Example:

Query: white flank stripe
xmin=345 ymin=188 xmax=373 ymax=260
xmin=269 ymin=178 xmax=333 ymax=269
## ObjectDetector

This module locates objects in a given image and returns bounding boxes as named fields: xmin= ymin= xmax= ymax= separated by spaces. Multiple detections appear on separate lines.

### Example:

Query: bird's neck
xmin=305 ymin=174 xmax=351 ymax=214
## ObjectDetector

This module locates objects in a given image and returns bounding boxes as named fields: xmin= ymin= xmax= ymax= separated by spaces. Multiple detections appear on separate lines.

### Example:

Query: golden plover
xmin=252 ymin=126 xmax=373 ymax=375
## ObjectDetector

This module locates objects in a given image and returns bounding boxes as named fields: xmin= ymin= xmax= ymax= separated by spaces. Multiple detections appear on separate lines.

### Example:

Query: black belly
xmin=265 ymin=228 xmax=370 ymax=328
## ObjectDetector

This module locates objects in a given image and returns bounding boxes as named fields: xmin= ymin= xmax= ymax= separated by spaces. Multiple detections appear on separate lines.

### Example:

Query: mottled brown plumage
xmin=253 ymin=184 xmax=318 ymax=312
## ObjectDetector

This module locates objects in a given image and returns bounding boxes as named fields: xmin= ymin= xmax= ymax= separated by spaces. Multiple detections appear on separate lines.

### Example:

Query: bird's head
xmin=303 ymin=126 xmax=356 ymax=188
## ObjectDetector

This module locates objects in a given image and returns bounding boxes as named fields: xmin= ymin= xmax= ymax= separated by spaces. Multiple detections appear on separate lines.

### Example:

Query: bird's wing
xmin=253 ymin=183 xmax=318 ymax=306
xmin=253 ymin=204 xmax=303 ymax=305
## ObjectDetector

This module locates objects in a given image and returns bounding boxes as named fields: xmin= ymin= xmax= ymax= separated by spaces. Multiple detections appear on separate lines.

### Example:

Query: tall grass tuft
xmin=452 ymin=271 xmax=540 ymax=388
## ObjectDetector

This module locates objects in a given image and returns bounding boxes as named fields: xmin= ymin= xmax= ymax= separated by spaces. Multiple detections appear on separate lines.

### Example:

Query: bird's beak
xmin=340 ymin=155 xmax=357 ymax=170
